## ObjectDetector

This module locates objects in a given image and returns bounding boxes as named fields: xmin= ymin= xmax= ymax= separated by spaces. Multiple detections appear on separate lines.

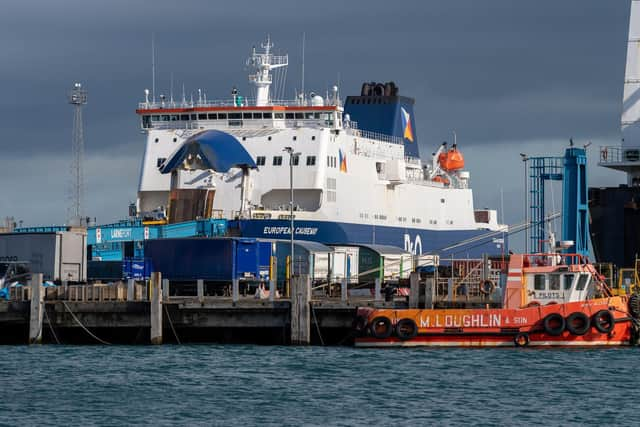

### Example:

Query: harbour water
xmin=0 ymin=345 xmax=634 ymax=426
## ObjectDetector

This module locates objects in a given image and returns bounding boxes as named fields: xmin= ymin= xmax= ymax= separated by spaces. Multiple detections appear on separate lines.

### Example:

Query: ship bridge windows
xmin=549 ymin=274 xmax=560 ymax=291
xmin=576 ymin=274 xmax=589 ymax=291
xmin=228 ymin=113 xmax=242 ymax=120
xmin=218 ymin=113 xmax=227 ymax=119
xmin=198 ymin=113 xmax=207 ymax=120
xmin=274 ymin=112 xmax=284 ymax=119
xmin=207 ymin=113 xmax=217 ymax=120
xmin=243 ymin=113 xmax=252 ymax=119
xmin=563 ymin=274 xmax=574 ymax=290
xmin=285 ymin=113 xmax=295 ymax=119
xmin=295 ymin=113 xmax=304 ymax=119
xmin=263 ymin=112 xmax=272 ymax=119
xmin=534 ymin=274 xmax=546 ymax=291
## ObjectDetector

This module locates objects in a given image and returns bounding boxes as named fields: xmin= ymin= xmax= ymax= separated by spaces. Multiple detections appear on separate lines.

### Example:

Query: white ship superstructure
xmin=135 ymin=38 xmax=506 ymax=256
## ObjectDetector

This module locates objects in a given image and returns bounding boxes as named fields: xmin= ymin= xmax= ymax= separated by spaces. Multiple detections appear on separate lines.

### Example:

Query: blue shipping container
xmin=144 ymin=237 xmax=270 ymax=281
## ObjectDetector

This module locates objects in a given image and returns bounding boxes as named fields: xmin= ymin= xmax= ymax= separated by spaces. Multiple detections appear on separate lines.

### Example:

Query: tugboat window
xmin=576 ymin=274 xmax=589 ymax=291
xmin=563 ymin=274 xmax=574 ymax=290
xmin=534 ymin=275 xmax=546 ymax=290
xmin=549 ymin=274 xmax=560 ymax=291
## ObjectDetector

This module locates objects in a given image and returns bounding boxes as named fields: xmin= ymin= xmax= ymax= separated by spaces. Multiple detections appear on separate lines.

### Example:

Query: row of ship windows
xmin=145 ymin=112 xmax=332 ymax=122
xmin=256 ymin=155 xmax=316 ymax=167
xmin=357 ymin=214 xmax=448 ymax=224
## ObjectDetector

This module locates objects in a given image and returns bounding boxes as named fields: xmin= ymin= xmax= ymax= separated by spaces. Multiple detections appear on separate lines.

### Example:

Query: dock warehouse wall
xmin=0 ymin=231 xmax=87 ymax=282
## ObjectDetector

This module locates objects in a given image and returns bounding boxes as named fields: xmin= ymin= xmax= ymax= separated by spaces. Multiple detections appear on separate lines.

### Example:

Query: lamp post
xmin=284 ymin=147 xmax=300 ymax=283
xmin=520 ymin=153 xmax=528 ymax=253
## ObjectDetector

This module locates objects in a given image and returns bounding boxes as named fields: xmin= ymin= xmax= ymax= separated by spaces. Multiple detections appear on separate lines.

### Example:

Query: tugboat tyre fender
xmin=352 ymin=315 xmax=367 ymax=332
xmin=395 ymin=318 xmax=418 ymax=340
xmin=592 ymin=310 xmax=615 ymax=334
xmin=565 ymin=312 xmax=591 ymax=336
xmin=369 ymin=316 xmax=393 ymax=339
xmin=480 ymin=280 xmax=495 ymax=295
xmin=514 ymin=332 xmax=530 ymax=347
xmin=543 ymin=313 xmax=566 ymax=336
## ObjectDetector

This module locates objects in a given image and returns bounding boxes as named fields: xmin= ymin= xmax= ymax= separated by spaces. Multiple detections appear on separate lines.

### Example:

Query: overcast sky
xmin=0 ymin=0 xmax=632 ymax=249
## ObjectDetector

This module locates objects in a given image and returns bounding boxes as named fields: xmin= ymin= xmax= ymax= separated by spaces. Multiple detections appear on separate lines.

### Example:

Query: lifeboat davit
xmin=439 ymin=145 xmax=465 ymax=172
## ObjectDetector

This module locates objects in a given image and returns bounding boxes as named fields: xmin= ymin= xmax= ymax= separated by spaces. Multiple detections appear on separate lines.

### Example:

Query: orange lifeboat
xmin=439 ymin=145 xmax=465 ymax=172
xmin=432 ymin=175 xmax=450 ymax=185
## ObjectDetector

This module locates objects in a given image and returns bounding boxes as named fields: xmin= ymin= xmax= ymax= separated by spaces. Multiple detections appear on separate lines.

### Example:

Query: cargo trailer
xmin=144 ymin=237 xmax=271 ymax=282
xmin=0 ymin=230 xmax=87 ymax=283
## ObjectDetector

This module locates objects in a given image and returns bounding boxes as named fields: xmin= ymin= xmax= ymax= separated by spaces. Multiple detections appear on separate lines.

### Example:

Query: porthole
xmin=268 ymin=136 xmax=272 ymax=141
xmin=242 ymin=137 xmax=247 ymax=141
xmin=293 ymin=136 xmax=297 ymax=141
xmin=154 ymin=138 xmax=159 ymax=143
xmin=173 ymin=137 xmax=177 ymax=143
xmin=311 ymin=136 xmax=316 ymax=141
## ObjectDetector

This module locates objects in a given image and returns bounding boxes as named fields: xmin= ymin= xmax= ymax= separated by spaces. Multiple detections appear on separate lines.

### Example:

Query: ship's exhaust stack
xmin=344 ymin=82 xmax=420 ymax=158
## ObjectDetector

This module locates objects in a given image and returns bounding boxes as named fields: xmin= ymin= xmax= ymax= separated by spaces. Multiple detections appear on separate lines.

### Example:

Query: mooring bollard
xmin=28 ymin=273 xmax=44 ymax=344
xmin=374 ymin=278 xmax=382 ymax=302
xmin=150 ymin=272 xmax=163 ymax=345
xmin=341 ymin=278 xmax=348 ymax=302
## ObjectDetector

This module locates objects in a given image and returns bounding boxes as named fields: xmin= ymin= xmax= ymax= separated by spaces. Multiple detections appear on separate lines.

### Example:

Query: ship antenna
xmin=170 ymin=72 xmax=174 ymax=106
xmin=151 ymin=33 xmax=156 ymax=103
xmin=301 ymin=32 xmax=306 ymax=104
xmin=453 ymin=130 xmax=457 ymax=147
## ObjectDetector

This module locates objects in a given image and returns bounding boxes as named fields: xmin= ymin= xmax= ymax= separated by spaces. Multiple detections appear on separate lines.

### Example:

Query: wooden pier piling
xmin=290 ymin=275 xmax=311 ymax=345
xmin=150 ymin=272 xmax=162 ymax=345
xmin=409 ymin=272 xmax=419 ymax=308
xmin=28 ymin=273 xmax=44 ymax=344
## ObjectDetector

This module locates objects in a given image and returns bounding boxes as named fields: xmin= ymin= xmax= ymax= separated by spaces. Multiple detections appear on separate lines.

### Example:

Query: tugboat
xmin=354 ymin=252 xmax=640 ymax=347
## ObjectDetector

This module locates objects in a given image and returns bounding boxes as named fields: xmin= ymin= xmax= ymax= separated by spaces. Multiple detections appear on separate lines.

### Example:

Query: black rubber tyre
xmin=629 ymin=294 xmax=640 ymax=319
xmin=514 ymin=332 xmax=530 ymax=347
xmin=543 ymin=313 xmax=566 ymax=336
xmin=395 ymin=318 xmax=418 ymax=340
xmin=592 ymin=310 xmax=615 ymax=334
xmin=352 ymin=315 xmax=367 ymax=333
xmin=565 ymin=312 xmax=591 ymax=336
xmin=369 ymin=316 xmax=393 ymax=339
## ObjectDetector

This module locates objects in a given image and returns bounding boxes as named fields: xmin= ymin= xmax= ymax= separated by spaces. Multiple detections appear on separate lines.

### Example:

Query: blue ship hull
xmin=230 ymin=219 xmax=507 ymax=257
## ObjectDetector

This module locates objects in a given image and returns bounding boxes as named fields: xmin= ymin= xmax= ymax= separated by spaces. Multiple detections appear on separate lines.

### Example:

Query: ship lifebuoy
xmin=395 ymin=318 xmax=418 ymax=340
xmin=514 ymin=332 xmax=530 ymax=347
xmin=480 ymin=280 xmax=495 ymax=295
xmin=565 ymin=312 xmax=591 ymax=336
xmin=543 ymin=313 xmax=566 ymax=336
xmin=369 ymin=316 xmax=393 ymax=339
xmin=592 ymin=310 xmax=615 ymax=334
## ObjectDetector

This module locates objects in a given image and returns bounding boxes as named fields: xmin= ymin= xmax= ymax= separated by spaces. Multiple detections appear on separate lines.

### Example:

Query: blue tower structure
xmin=526 ymin=146 xmax=590 ymax=259
xmin=562 ymin=147 xmax=589 ymax=258
xmin=343 ymin=81 xmax=420 ymax=158
xmin=527 ymin=156 xmax=563 ymax=253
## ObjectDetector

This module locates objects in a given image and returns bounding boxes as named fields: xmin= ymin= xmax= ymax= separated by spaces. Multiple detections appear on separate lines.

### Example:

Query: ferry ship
xmin=591 ymin=1 xmax=640 ymax=267
xmin=134 ymin=37 xmax=507 ymax=256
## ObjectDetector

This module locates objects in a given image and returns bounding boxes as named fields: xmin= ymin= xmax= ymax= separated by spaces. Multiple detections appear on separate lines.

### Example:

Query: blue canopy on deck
xmin=159 ymin=130 xmax=257 ymax=174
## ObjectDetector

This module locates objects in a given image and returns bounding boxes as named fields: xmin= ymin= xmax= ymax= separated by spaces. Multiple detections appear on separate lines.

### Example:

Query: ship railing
xmin=345 ymin=128 xmax=404 ymax=145
xmin=138 ymin=98 xmax=336 ymax=110
xmin=599 ymin=145 xmax=640 ymax=164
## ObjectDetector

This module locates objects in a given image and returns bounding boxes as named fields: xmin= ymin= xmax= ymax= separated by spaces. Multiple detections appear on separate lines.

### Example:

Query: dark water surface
xmin=0 ymin=345 xmax=635 ymax=426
